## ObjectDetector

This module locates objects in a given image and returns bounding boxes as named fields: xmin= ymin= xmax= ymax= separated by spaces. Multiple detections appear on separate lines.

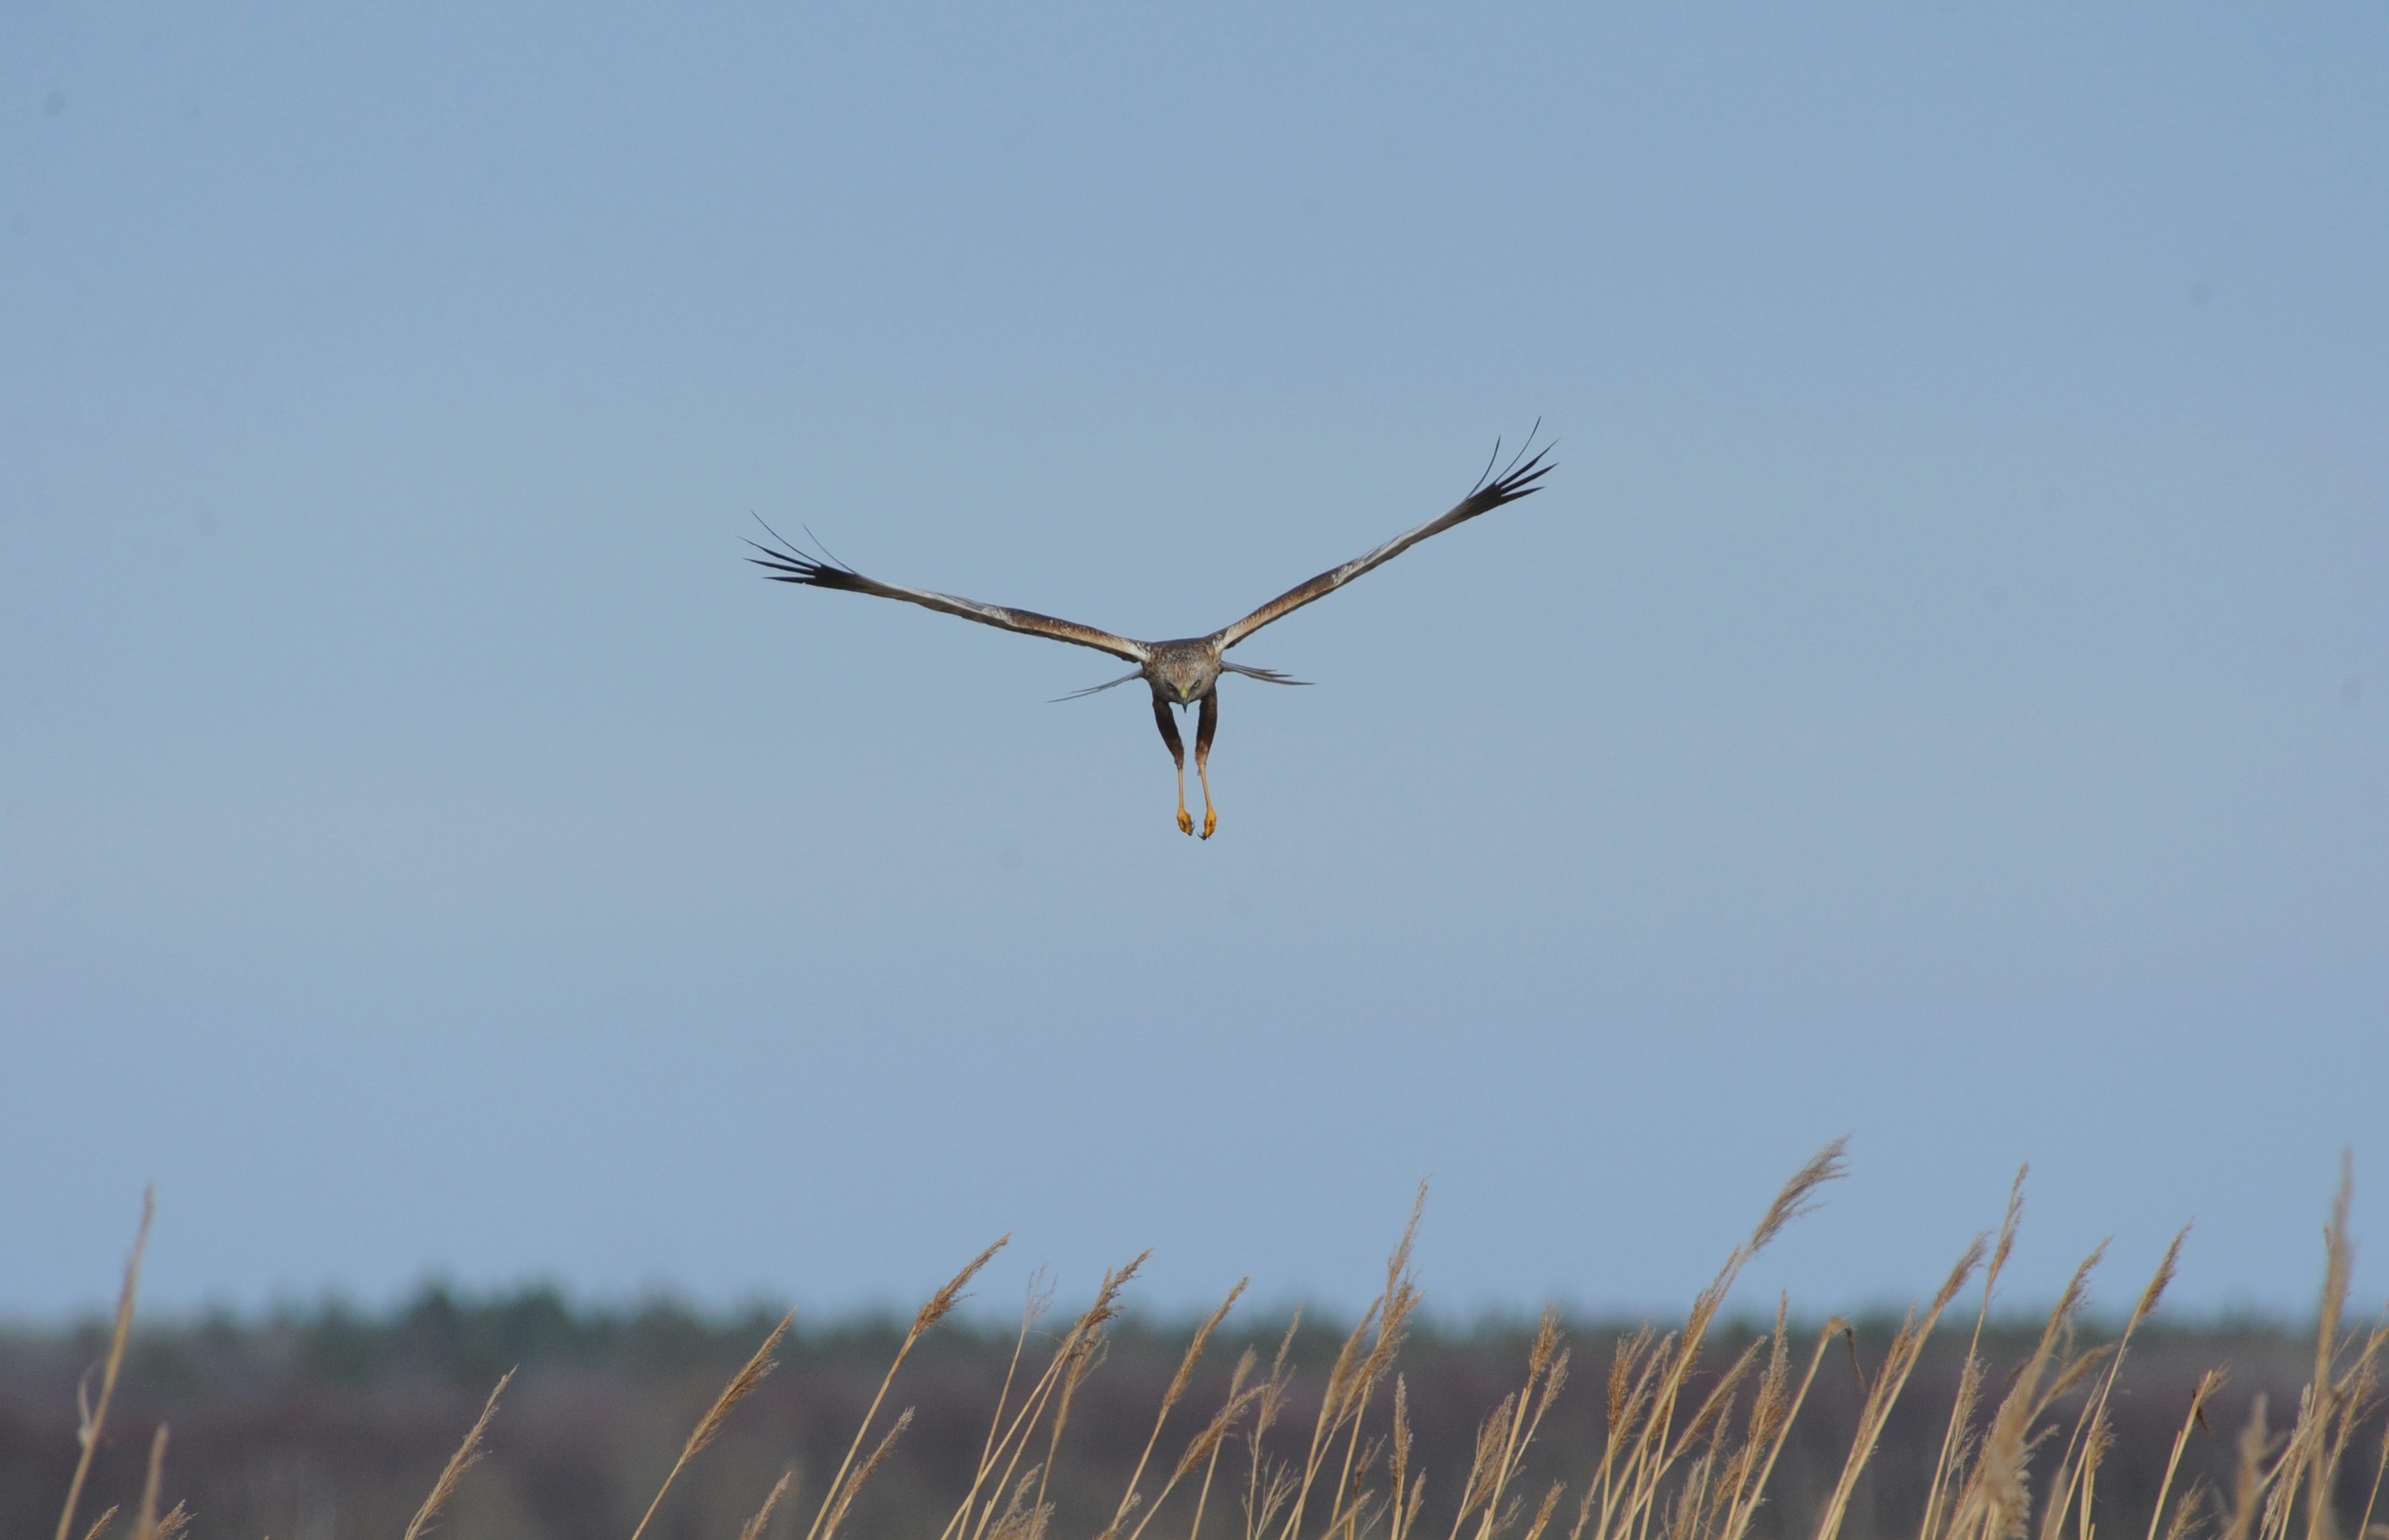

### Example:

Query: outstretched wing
xmin=1209 ymin=436 xmax=1554 ymax=652
xmin=748 ymin=523 xmax=1150 ymax=665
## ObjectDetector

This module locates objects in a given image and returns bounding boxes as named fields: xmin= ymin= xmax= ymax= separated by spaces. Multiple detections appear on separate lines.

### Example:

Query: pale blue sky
xmin=3 ymin=5 xmax=2384 ymax=1326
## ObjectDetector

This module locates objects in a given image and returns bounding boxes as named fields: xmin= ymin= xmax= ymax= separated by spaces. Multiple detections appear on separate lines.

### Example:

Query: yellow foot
xmin=1177 ymin=808 xmax=1194 ymax=835
xmin=1201 ymin=808 xmax=1217 ymax=840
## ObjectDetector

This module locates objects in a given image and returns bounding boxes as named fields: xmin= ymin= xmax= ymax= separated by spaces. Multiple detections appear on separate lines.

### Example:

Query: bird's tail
xmin=1221 ymin=661 xmax=1311 ymax=686
xmin=1051 ymin=668 xmax=1144 ymax=703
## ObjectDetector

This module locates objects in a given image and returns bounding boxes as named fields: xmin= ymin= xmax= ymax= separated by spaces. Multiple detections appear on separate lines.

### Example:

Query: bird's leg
xmin=1153 ymin=699 xmax=1192 ymax=835
xmin=1195 ymin=691 xmax=1219 ymax=840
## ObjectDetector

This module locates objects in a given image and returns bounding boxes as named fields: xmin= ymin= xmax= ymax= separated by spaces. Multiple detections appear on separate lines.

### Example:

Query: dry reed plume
xmin=49 ymin=1150 xmax=2389 ymax=1540
xmin=400 ymin=1369 xmax=513 ymax=1540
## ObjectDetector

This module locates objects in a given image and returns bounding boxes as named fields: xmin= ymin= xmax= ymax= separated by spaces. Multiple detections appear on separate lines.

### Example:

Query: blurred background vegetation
xmin=3 ymin=1286 xmax=2363 ymax=1540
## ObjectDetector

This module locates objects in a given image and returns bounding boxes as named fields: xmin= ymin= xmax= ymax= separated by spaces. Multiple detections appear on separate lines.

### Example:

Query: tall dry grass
xmin=51 ymin=1149 xmax=2388 ymax=1540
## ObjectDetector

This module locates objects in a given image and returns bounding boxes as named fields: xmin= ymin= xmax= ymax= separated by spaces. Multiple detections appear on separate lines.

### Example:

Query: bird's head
xmin=1153 ymin=645 xmax=1219 ymax=705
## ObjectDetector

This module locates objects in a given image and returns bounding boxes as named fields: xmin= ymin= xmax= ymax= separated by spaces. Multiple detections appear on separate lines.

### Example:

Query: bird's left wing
xmin=749 ymin=527 xmax=1151 ymax=664
xmin=1208 ymin=438 xmax=1554 ymax=652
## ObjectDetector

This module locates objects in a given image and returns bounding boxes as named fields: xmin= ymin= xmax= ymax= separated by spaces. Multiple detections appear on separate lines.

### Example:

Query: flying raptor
xmin=749 ymin=436 xmax=1554 ymax=839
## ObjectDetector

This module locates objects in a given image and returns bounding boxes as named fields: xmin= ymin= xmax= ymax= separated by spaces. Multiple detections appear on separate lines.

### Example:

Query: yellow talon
xmin=1177 ymin=807 xmax=1194 ymax=835
xmin=1201 ymin=808 xmax=1217 ymax=839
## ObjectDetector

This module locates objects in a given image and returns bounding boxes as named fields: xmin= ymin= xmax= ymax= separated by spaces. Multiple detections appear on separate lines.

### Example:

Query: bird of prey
xmin=749 ymin=436 xmax=1554 ymax=839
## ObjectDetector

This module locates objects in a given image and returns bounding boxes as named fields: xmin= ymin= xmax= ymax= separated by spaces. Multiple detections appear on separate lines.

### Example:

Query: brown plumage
xmin=749 ymin=435 xmax=1554 ymax=838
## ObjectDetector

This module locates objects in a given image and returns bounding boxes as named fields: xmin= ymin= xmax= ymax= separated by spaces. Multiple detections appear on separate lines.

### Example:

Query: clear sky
xmin=3 ymin=5 xmax=2384 ymax=1327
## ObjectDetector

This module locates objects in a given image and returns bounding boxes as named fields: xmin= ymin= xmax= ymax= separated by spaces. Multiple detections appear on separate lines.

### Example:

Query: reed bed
xmin=43 ymin=1147 xmax=2388 ymax=1540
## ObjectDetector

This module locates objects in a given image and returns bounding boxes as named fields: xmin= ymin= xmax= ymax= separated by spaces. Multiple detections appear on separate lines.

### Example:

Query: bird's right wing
xmin=749 ymin=525 xmax=1151 ymax=665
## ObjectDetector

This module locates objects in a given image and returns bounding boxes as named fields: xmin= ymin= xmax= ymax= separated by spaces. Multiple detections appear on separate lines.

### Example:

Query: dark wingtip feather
xmin=745 ymin=514 xmax=867 ymax=588
xmin=1480 ymin=438 xmax=1556 ymax=507
xmin=744 ymin=541 xmax=815 ymax=580
xmin=1463 ymin=427 xmax=1557 ymax=509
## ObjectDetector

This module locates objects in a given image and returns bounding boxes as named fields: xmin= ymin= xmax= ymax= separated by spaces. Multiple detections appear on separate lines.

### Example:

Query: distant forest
xmin=3 ymin=1284 xmax=2372 ymax=1540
